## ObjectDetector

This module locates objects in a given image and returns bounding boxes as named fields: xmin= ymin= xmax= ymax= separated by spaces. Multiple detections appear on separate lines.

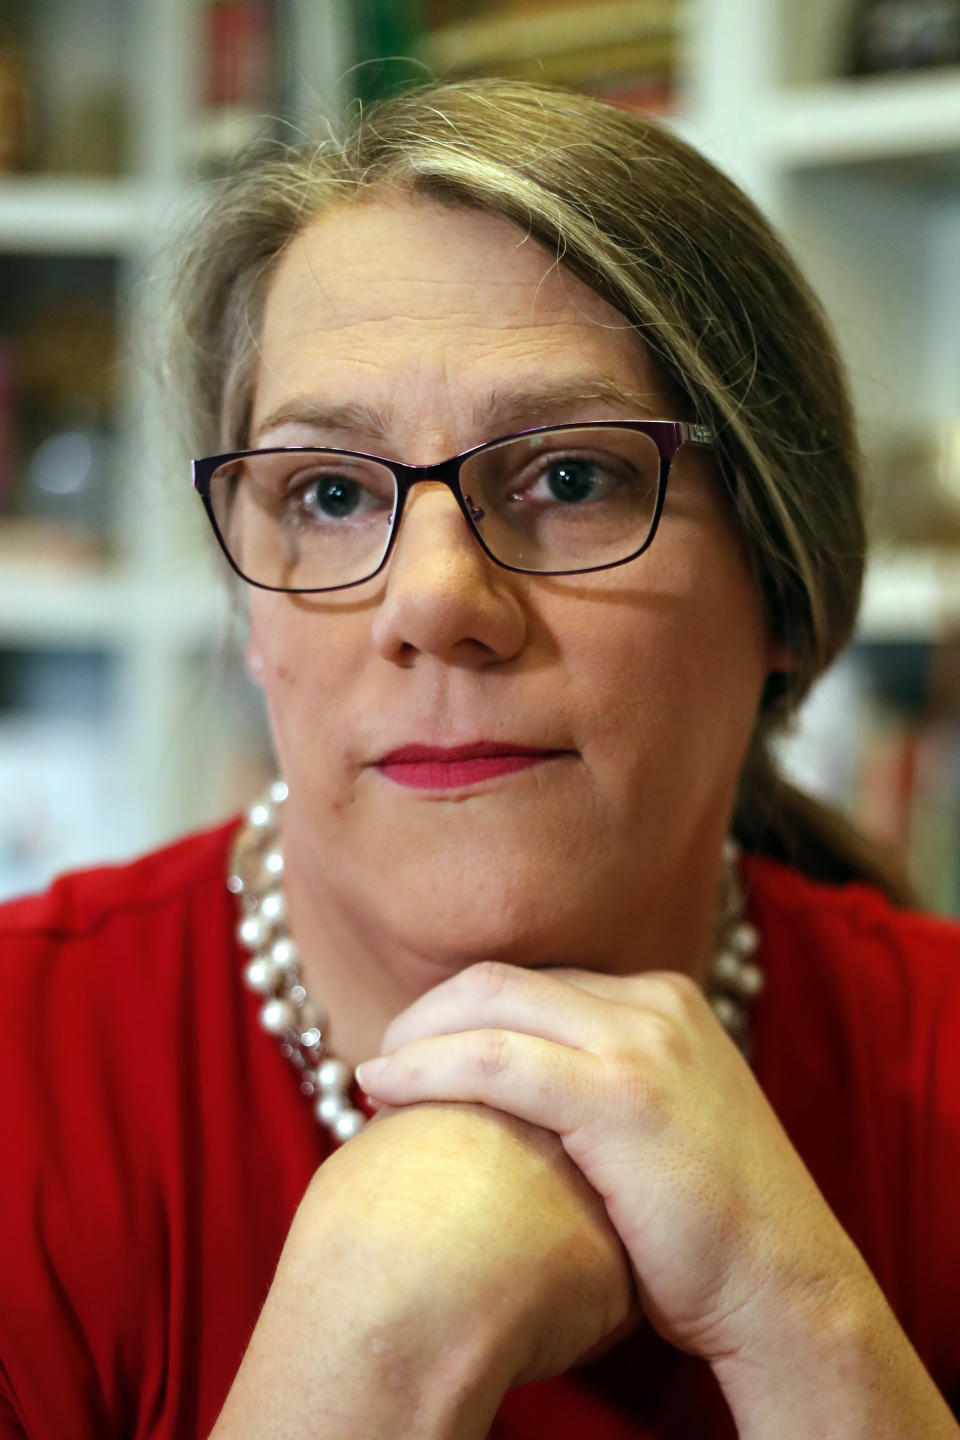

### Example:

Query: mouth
xmin=372 ymin=742 xmax=571 ymax=791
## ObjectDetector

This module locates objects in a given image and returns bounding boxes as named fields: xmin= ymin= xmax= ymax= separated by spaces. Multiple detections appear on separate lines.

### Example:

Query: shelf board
xmin=0 ymin=178 xmax=151 ymax=254
xmin=859 ymin=549 xmax=960 ymax=641
xmin=761 ymin=69 xmax=960 ymax=170
xmin=0 ymin=566 xmax=232 ymax=649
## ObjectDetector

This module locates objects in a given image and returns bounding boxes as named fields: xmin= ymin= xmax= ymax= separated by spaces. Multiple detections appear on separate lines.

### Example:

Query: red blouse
xmin=0 ymin=820 xmax=957 ymax=1438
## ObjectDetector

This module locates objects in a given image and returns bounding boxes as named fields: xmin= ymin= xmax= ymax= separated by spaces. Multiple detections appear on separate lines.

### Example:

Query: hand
xmin=302 ymin=1101 xmax=637 ymax=1386
xmin=210 ymin=1101 xmax=635 ymax=1439
xmin=357 ymin=962 xmax=875 ymax=1370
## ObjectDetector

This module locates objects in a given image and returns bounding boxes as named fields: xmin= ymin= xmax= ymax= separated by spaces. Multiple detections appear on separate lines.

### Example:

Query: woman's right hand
xmin=209 ymin=1102 xmax=635 ymax=1440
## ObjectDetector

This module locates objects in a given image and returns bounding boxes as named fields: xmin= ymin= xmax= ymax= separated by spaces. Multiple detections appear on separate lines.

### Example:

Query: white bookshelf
xmin=686 ymin=0 xmax=960 ymax=631
xmin=2 ymin=0 xmax=959 ymax=898
xmin=0 ymin=0 xmax=347 ymax=898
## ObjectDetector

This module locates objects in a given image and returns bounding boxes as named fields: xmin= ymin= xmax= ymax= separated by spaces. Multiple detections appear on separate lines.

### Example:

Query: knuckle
xmin=474 ymin=1029 xmax=512 ymax=1080
xmin=608 ymin=1055 xmax=667 ymax=1124
xmin=641 ymin=1007 xmax=690 ymax=1059
xmin=468 ymin=960 xmax=514 ymax=1002
xmin=656 ymin=971 xmax=703 ymax=1015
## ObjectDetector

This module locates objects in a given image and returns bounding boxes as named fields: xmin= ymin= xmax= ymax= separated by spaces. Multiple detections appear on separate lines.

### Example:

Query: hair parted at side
xmin=164 ymin=76 xmax=912 ymax=901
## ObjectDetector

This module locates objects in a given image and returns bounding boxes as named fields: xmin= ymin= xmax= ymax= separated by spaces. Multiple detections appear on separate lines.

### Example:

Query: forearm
xmin=713 ymin=1271 xmax=959 ymax=1440
xmin=208 ymin=1172 xmax=513 ymax=1440
xmin=209 ymin=1295 xmax=506 ymax=1440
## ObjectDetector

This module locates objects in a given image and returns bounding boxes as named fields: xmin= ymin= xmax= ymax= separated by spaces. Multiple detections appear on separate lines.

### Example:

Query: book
xmin=421 ymin=1 xmax=678 ymax=75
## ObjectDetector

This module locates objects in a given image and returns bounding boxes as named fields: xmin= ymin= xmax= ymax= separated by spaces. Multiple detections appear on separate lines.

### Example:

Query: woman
xmin=0 ymin=79 xmax=957 ymax=1439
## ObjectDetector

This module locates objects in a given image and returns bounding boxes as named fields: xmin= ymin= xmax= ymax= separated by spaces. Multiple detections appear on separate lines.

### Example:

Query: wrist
xmin=712 ymin=1270 xmax=957 ymax=1440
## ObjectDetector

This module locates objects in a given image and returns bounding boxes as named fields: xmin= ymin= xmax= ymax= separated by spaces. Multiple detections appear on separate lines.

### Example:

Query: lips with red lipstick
xmin=373 ymin=742 xmax=568 ymax=790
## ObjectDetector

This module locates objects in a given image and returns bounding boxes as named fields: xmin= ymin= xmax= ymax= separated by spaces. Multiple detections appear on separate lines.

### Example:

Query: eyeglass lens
xmin=207 ymin=426 xmax=662 ymax=590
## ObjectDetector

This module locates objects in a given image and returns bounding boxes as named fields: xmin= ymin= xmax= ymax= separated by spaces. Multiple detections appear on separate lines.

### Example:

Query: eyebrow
xmin=250 ymin=376 xmax=664 ymax=447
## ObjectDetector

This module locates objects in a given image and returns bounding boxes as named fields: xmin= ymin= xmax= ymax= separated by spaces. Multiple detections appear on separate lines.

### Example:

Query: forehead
xmin=251 ymin=195 xmax=674 ymax=437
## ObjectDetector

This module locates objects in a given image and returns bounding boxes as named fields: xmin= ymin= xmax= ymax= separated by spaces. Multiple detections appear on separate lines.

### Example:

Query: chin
xmin=379 ymin=867 xmax=603 ymax=971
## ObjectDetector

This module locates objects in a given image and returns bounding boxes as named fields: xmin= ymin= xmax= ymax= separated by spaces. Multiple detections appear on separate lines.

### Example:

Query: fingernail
xmin=355 ymin=1056 xmax=388 ymax=1090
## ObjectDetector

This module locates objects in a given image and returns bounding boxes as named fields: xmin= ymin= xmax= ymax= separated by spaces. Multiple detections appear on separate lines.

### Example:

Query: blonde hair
xmin=166 ymin=78 xmax=912 ymax=900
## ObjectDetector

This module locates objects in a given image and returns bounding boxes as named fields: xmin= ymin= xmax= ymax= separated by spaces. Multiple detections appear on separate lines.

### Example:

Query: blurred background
xmin=1 ymin=0 xmax=960 ymax=908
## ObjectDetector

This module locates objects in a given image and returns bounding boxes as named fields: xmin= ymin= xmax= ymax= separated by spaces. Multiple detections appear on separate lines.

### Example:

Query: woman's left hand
xmin=357 ymin=962 xmax=960 ymax=1437
xmin=355 ymin=961 xmax=878 ymax=1369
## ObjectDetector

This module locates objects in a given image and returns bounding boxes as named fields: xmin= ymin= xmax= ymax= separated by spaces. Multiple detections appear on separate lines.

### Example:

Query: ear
xmin=766 ymin=639 xmax=798 ymax=675
xmin=760 ymin=637 xmax=800 ymax=714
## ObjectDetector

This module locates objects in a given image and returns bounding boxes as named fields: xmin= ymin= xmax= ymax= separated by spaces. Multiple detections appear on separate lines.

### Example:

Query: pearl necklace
xmin=229 ymin=781 xmax=763 ymax=1144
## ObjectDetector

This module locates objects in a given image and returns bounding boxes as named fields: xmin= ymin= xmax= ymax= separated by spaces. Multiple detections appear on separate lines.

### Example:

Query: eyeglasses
xmin=191 ymin=420 xmax=714 ymax=594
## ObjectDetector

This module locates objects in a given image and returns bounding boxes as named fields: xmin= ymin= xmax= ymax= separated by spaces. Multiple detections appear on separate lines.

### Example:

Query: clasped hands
xmin=352 ymin=961 xmax=872 ymax=1384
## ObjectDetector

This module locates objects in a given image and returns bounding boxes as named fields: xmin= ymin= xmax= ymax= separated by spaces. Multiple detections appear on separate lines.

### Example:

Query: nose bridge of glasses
xmin=392 ymin=453 xmax=477 ymax=525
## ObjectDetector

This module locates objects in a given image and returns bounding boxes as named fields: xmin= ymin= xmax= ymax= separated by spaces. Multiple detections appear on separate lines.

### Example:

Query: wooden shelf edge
xmin=759 ymin=70 xmax=960 ymax=168
xmin=858 ymin=551 xmax=960 ymax=641
xmin=0 ymin=178 xmax=154 ymax=254
xmin=0 ymin=568 xmax=233 ymax=649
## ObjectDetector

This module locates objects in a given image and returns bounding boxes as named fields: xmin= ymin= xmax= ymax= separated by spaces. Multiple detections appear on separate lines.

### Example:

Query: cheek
xmin=248 ymin=600 xmax=361 ymax=776
xmin=555 ymin=560 xmax=769 ymax=773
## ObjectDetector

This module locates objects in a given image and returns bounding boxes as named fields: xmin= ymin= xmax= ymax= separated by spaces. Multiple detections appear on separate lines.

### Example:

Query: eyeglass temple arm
xmin=684 ymin=423 xmax=715 ymax=445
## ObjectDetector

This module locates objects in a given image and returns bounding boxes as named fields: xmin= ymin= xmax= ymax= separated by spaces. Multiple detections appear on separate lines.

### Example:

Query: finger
xmin=541 ymin=966 xmax=709 ymax=1018
xmin=381 ymin=961 xmax=618 ymax=1056
xmin=356 ymin=1028 xmax=600 ymax=1140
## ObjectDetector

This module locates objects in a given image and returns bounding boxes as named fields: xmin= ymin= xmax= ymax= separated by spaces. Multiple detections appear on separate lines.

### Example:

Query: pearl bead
xmin=298 ymin=997 xmax=324 ymax=1033
xmin=238 ymin=913 xmax=265 ymax=950
xmin=318 ymin=1057 xmax=350 ymax=1094
xmin=731 ymin=922 xmax=759 ymax=955
xmin=711 ymin=950 xmax=742 ymax=986
xmin=260 ymin=890 xmax=286 ymax=925
xmin=736 ymin=961 xmax=765 ymax=997
xmin=711 ymin=994 xmax=744 ymax=1033
xmin=269 ymin=778 xmax=289 ymax=805
xmin=260 ymin=997 xmax=295 ymax=1035
xmin=248 ymin=801 xmax=274 ymax=829
xmin=270 ymin=935 xmax=297 ymax=969
xmin=289 ymin=984 xmax=307 ymax=1006
xmin=334 ymin=1109 xmax=365 ymax=1141
xmin=316 ymin=1094 xmax=342 ymax=1125
xmin=244 ymin=957 xmax=279 ymax=994
xmin=300 ymin=1027 xmax=323 ymax=1050
xmin=263 ymin=848 xmax=284 ymax=878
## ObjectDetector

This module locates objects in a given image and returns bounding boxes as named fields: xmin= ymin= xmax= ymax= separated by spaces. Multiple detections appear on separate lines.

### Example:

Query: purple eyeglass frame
xmin=191 ymin=419 xmax=715 ymax=594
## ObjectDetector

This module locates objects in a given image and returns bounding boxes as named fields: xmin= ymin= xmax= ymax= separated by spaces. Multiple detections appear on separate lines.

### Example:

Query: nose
xmin=370 ymin=481 xmax=527 ymax=667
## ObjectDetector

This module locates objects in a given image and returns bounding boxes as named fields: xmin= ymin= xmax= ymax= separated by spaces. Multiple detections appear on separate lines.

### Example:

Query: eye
xmin=282 ymin=463 xmax=393 ymax=526
xmin=514 ymin=451 xmax=623 ymax=505
xmin=301 ymin=474 xmax=371 ymax=520
xmin=539 ymin=457 xmax=603 ymax=503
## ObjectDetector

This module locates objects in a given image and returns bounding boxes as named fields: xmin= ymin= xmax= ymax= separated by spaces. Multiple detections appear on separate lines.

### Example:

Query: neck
xmin=282 ymin=839 xmax=514 ymax=1072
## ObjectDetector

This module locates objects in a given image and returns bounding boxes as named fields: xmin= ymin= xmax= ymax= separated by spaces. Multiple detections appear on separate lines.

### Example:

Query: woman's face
xmin=246 ymin=195 xmax=782 ymax=972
